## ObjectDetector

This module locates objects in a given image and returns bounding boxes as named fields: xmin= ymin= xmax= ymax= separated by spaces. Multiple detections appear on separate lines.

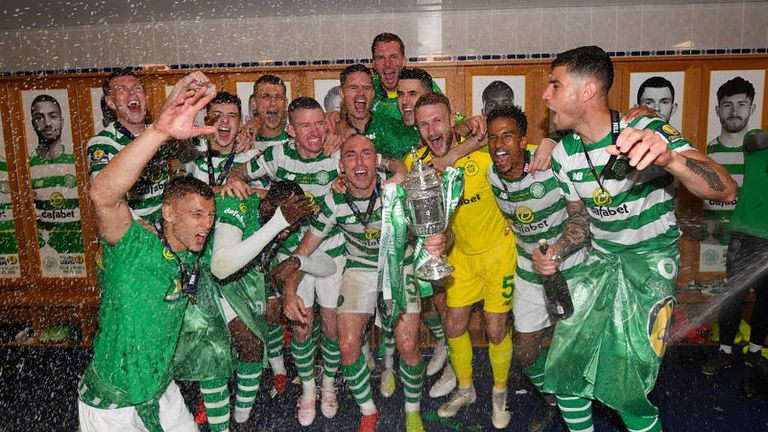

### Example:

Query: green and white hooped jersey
xmin=245 ymin=140 xmax=344 ymax=258
xmin=186 ymin=138 xmax=256 ymax=185
xmin=0 ymin=157 xmax=17 ymax=256
xmin=29 ymin=152 xmax=84 ymax=253
xmin=703 ymin=130 xmax=757 ymax=217
xmin=87 ymin=122 xmax=168 ymax=221
xmin=310 ymin=174 xmax=399 ymax=270
xmin=254 ymin=129 xmax=290 ymax=155
xmin=551 ymin=115 xmax=693 ymax=254
xmin=487 ymin=165 xmax=584 ymax=294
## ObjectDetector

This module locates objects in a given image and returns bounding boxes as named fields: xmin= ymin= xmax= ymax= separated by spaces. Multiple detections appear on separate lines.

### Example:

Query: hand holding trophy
xmin=403 ymin=149 xmax=463 ymax=280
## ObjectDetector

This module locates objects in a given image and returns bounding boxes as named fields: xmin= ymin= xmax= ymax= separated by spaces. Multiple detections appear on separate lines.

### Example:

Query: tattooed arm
xmin=532 ymin=199 xmax=590 ymax=276
xmin=607 ymin=127 xmax=737 ymax=202
xmin=665 ymin=149 xmax=737 ymax=202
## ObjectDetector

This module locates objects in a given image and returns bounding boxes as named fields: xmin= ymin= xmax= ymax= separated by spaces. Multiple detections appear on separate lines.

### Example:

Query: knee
xmin=444 ymin=316 xmax=465 ymax=338
xmin=236 ymin=335 xmax=264 ymax=363
xmin=292 ymin=322 xmax=313 ymax=342
xmin=339 ymin=335 xmax=361 ymax=365
xmin=487 ymin=323 xmax=508 ymax=345
xmin=396 ymin=334 xmax=419 ymax=360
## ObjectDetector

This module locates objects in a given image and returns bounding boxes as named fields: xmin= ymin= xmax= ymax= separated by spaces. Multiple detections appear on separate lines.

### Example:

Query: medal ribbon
xmin=153 ymin=220 xmax=201 ymax=303
xmin=343 ymin=177 xmax=381 ymax=228
xmin=582 ymin=110 xmax=621 ymax=195
xmin=206 ymin=146 xmax=237 ymax=186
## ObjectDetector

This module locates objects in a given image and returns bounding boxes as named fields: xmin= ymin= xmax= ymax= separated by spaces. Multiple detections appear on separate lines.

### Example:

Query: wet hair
xmin=340 ymin=64 xmax=372 ymax=86
xmin=206 ymin=91 xmax=242 ymax=117
xmin=398 ymin=68 xmax=433 ymax=92
xmin=552 ymin=45 xmax=614 ymax=96
xmin=486 ymin=104 xmax=528 ymax=136
xmin=30 ymin=94 xmax=61 ymax=114
xmin=717 ymin=76 xmax=756 ymax=104
xmin=287 ymin=96 xmax=323 ymax=124
xmin=102 ymin=68 xmax=140 ymax=96
xmin=415 ymin=92 xmax=451 ymax=115
xmin=371 ymin=32 xmax=405 ymax=56
xmin=162 ymin=175 xmax=214 ymax=205
xmin=254 ymin=74 xmax=287 ymax=95
xmin=637 ymin=76 xmax=675 ymax=105
xmin=259 ymin=180 xmax=304 ymax=224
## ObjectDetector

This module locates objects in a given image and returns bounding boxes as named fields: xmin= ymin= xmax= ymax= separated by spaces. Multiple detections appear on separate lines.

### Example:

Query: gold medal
xmin=592 ymin=187 xmax=612 ymax=206
xmin=364 ymin=227 xmax=380 ymax=240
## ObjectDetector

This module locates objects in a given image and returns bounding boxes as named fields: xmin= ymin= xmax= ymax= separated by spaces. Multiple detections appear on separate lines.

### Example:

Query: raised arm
xmin=607 ymin=128 xmax=737 ymax=202
xmin=89 ymin=78 xmax=216 ymax=245
xmin=211 ymin=195 xmax=313 ymax=279
xmin=532 ymin=199 xmax=590 ymax=276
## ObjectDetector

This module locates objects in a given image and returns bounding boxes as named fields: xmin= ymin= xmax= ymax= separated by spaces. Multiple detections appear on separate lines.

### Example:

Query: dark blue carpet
xmin=0 ymin=345 xmax=766 ymax=431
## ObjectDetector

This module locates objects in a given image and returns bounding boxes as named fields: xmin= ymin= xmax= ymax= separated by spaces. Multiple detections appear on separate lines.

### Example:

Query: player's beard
xmin=722 ymin=116 xmax=748 ymax=133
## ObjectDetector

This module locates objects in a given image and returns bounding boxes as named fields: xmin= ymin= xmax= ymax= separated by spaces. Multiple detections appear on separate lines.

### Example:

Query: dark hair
xmin=717 ymin=76 xmax=756 ymax=104
xmin=259 ymin=180 xmax=304 ymax=224
xmin=102 ymin=68 xmax=140 ymax=96
xmin=206 ymin=91 xmax=242 ymax=117
xmin=340 ymin=64 xmax=372 ymax=86
xmin=163 ymin=175 xmax=214 ymax=205
xmin=287 ymin=96 xmax=323 ymax=124
xmin=415 ymin=92 xmax=451 ymax=114
xmin=485 ymin=104 xmax=528 ymax=136
xmin=30 ymin=94 xmax=61 ymax=114
xmin=371 ymin=32 xmax=405 ymax=56
xmin=552 ymin=46 xmax=614 ymax=96
xmin=398 ymin=68 xmax=433 ymax=92
xmin=637 ymin=76 xmax=675 ymax=105
xmin=482 ymin=80 xmax=515 ymax=105
xmin=254 ymin=74 xmax=287 ymax=95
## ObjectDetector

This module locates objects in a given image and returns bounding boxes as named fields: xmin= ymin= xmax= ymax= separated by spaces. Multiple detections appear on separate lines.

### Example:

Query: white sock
xmin=749 ymin=343 xmax=763 ymax=353
xmin=302 ymin=379 xmax=316 ymax=401
xmin=270 ymin=357 xmax=287 ymax=376
xmin=322 ymin=375 xmax=335 ymax=391
xmin=719 ymin=344 xmax=733 ymax=354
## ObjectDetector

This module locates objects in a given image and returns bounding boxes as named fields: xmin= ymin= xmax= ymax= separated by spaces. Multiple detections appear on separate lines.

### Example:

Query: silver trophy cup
xmin=404 ymin=154 xmax=454 ymax=280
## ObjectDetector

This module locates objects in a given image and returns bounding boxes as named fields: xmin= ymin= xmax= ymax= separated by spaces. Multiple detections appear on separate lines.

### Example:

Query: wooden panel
xmin=6 ymin=77 xmax=94 ymax=288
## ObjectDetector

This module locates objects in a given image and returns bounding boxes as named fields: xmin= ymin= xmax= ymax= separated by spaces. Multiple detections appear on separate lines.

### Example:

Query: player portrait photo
xmin=629 ymin=71 xmax=685 ymax=129
xmin=470 ymin=75 xmax=525 ymax=116
xmin=21 ymin=88 xmax=86 ymax=278
xmin=0 ymin=112 xmax=20 ymax=278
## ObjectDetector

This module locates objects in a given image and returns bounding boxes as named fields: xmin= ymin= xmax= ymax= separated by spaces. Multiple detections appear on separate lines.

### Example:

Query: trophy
xmin=403 ymin=152 xmax=454 ymax=280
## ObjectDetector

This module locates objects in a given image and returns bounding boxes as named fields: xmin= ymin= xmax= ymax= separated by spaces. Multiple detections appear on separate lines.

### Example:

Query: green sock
xmin=523 ymin=347 xmax=549 ymax=392
xmin=342 ymin=352 xmax=376 ymax=415
xmin=199 ymin=378 xmax=230 ymax=432
xmin=266 ymin=322 xmax=286 ymax=374
xmin=291 ymin=335 xmax=317 ymax=386
xmin=321 ymin=336 xmax=340 ymax=387
xmin=621 ymin=413 xmax=662 ymax=432
xmin=234 ymin=361 xmax=262 ymax=422
xmin=556 ymin=395 xmax=594 ymax=432
xmin=400 ymin=358 xmax=425 ymax=412
xmin=423 ymin=315 xmax=446 ymax=343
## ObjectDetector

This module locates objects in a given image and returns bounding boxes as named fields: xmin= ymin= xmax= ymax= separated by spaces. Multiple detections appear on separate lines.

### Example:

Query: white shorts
xmin=512 ymin=275 xmax=552 ymax=333
xmin=78 ymin=381 xmax=197 ymax=432
xmin=337 ymin=267 xmax=420 ymax=315
xmin=296 ymin=255 xmax=345 ymax=309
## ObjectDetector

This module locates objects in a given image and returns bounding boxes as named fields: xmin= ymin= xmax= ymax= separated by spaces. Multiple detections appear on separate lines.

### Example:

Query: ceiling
xmin=0 ymin=0 xmax=752 ymax=30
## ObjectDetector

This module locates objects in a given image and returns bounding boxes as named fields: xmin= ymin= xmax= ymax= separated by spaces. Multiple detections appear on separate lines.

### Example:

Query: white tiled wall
xmin=3 ymin=2 xmax=767 ymax=72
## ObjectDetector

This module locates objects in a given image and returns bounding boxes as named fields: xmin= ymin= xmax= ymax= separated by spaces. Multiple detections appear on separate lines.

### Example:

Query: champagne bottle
xmin=538 ymin=239 xmax=574 ymax=321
